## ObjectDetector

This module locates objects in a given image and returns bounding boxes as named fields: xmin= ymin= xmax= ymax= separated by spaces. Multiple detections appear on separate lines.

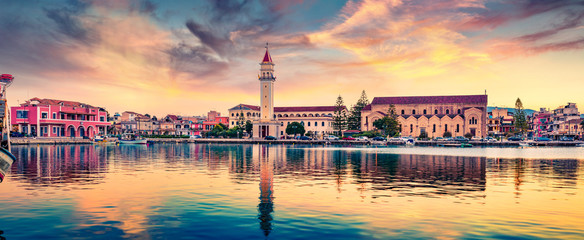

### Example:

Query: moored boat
xmin=0 ymin=73 xmax=15 ymax=183
xmin=119 ymin=133 xmax=147 ymax=144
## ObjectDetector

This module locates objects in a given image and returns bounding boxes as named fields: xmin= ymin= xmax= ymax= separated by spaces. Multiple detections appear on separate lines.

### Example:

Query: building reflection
xmin=257 ymin=145 xmax=274 ymax=237
xmin=11 ymin=145 xmax=109 ymax=185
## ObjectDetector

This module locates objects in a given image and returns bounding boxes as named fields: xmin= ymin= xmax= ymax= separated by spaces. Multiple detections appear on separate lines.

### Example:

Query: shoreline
xmin=10 ymin=137 xmax=584 ymax=147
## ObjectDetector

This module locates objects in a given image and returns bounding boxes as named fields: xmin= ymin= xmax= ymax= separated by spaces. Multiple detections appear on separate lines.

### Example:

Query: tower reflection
xmin=257 ymin=145 xmax=274 ymax=237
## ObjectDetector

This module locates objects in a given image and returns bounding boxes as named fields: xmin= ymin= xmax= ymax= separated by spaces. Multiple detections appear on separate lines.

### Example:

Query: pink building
xmin=11 ymin=98 xmax=110 ymax=138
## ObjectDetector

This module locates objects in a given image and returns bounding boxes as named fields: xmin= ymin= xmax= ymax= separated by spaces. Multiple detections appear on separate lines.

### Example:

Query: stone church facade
xmin=361 ymin=95 xmax=488 ymax=138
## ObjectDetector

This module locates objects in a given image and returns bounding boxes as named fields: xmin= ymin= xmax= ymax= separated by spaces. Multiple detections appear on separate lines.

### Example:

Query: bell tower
xmin=259 ymin=43 xmax=275 ymax=123
xmin=253 ymin=43 xmax=280 ymax=139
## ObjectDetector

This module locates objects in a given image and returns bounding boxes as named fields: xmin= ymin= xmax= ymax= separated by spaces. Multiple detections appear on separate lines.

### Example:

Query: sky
xmin=1 ymin=0 xmax=583 ymax=117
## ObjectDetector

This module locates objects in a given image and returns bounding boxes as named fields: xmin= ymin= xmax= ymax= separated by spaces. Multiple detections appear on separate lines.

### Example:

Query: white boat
xmin=0 ymin=73 xmax=15 ymax=183
xmin=519 ymin=142 xmax=530 ymax=147
xmin=0 ymin=147 xmax=16 ymax=183
xmin=119 ymin=134 xmax=147 ymax=144
xmin=119 ymin=139 xmax=147 ymax=144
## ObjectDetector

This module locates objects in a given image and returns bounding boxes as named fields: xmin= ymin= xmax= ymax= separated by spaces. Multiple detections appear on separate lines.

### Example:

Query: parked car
xmin=299 ymin=136 xmax=312 ymax=140
xmin=536 ymin=137 xmax=552 ymax=142
xmin=189 ymin=135 xmax=202 ymax=139
xmin=325 ymin=135 xmax=339 ymax=140
xmin=10 ymin=132 xmax=25 ymax=137
xmin=559 ymin=136 xmax=574 ymax=141
xmin=453 ymin=136 xmax=469 ymax=142
xmin=433 ymin=137 xmax=444 ymax=141
xmin=471 ymin=136 xmax=482 ymax=141
xmin=356 ymin=136 xmax=369 ymax=141
xmin=371 ymin=137 xmax=386 ymax=141
xmin=507 ymin=137 xmax=522 ymax=141
xmin=342 ymin=137 xmax=356 ymax=141
xmin=264 ymin=136 xmax=277 ymax=140
xmin=442 ymin=137 xmax=454 ymax=141
xmin=484 ymin=137 xmax=497 ymax=142
xmin=280 ymin=135 xmax=294 ymax=139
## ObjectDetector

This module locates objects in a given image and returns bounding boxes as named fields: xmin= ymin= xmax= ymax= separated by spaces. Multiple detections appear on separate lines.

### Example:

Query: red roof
xmin=371 ymin=95 xmax=488 ymax=105
xmin=21 ymin=97 xmax=99 ymax=109
xmin=274 ymin=106 xmax=343 ymax=112
xmin=262 ymin=48 xmax=272 ymax=63
xmin=230 ymin=104 xmax=345 ymax=112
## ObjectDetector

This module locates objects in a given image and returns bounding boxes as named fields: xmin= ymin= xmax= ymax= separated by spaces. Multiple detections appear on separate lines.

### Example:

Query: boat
xmin=119 ymin=133 xmax=147 ymax=144
xmin=518 ymin=142 xmax=530 ymax=147
xmin=460 ymin=143 xmax=473 ymax=148
xmin=0 ymin=74 xmax=16 ymax=183
xmin=94 ymin=135 xmax=118 ymax=144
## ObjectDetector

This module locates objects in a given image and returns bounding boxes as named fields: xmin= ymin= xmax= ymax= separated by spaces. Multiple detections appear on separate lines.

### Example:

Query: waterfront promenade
xmin=10 ymin=137 xmax=584 ymax=147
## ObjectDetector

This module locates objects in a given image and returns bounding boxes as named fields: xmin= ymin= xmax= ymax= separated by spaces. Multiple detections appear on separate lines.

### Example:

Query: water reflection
xmin=257 ymin=145 xmax=274 ymax=236
xmin=1 ymin=144 xmax=583 ymax=239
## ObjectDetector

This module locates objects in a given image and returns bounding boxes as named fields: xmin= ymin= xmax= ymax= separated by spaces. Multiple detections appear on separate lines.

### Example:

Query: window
xmin=401 ymin=110 xmax=405 ymax=114
xmin=301 ymin=121 xmax=304 ymax=126
xmin=412 ymin=110 xmax=416 ymax=114
xmin=435 ymin=109 xmax=438 ymax=114
xmin=315 ymin=121 xmax=317 ymax=126
xmin=16 ymin=110 xmax=28 ymax=119
xmin=41 ymin=112 xmax=48 ymax=119
xmin=445 ymin=125 xmax=448 ymax=132
xmin=53 ymin=127 xmax=58 ymax=134
xmin=322 ymin=122 xmax=325 ymax=126
xmin=100 ymin=116 xmax=105 ymax=122
xmin=456 ymin=124 xmax=460 ymax=132
xmin=231 ymin=113 xmax=234 ymax=117
xmin=410 ymin=124 xmax=413 ymax=132
xmin=53 ymin=113 xmax=57 ymax=119
xmin=446 ymin=109 xmax=450 ymax=114
xmin=308 ymin=122 xmax=311 ymax=126
xmin=433 ymin=124 xmax=436 ymax=132
xmin=423 ymin=109 xmax=427 ymax=114
xmin=457 ymin=109 xmax=461 ymax=114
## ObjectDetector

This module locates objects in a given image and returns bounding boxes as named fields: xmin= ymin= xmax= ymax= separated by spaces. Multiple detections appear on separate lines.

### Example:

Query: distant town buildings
xmin=531 ymin=103 xmax=582 ymax=139
xmin=361 ymin=95 xmax=488 ymax=138
xmin=11 ymin=98 xmax=110 ymax=138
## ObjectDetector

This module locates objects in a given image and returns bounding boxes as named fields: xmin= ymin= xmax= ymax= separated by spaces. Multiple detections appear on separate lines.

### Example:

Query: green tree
xmin=286 ymin=122 xmax=305 ymax=136
xmin=245 ymin=120 xmax=253 ymax=137
xmin=347 ymin=90 xmax=369 ymax=130
xmin=443 ymin=131 xmax=452 ymax=138
xmin=514 ymin=98 xmax=528 ymax=136
xmin=372 ymin=104 xmax=401 ymax=137
xmin=333 ymin=95 xmax=347 ymax=136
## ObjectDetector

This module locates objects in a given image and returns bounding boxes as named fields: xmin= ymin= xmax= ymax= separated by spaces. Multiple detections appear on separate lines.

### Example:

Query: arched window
xmin=309 ymin=114 xmax=314 ymax=117
xmin=315 ymin=121 xmax=317 ymax=126
xmin=401 ymin=110 xmax=405 ymax=114
xmin=445 ymin=125 xmax=448 ymax=132
xmin=434 ymin=109 xmax=438 ymax=114
xmin=315 ymin=114 xmax=320 ymax=117
xmin=231 ymin=113 xmax=234 ymax=117
xmin=457 ymin=109 xmax=461 ymax=114
xmin=446 ymin=109 xmax=450 ymax=114
xmin=456 ymin=124 xmax=460 ymax=132
xmin=278 ymin=114 xmax=282 ymax=117
xmin=247 ymin=113 xmax=251 ymax=117
xmin=412 ymin=110 xmax=416 ymax=115
xmin=410 ymin=124 xmax=413 ymax=132
xmin=308 ymin=122 xmax=311 ymax=126
xmin=296 ymin=114 xmax=301 ymax=117
xmin=423 ymin=109 xmax=427 ymax=115
xmin=433 ymin=124 xmax=436 ymax=132
xmin=284 ymin=114 xmax=288 ymax=117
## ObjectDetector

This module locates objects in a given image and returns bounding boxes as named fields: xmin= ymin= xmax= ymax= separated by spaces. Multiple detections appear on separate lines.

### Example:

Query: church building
xmin=361 ymin=95 xmax=488 ymax=138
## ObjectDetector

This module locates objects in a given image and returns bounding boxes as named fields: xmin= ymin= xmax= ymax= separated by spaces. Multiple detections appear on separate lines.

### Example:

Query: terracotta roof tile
xmin=371 ymin=95 xmax=488 ymax=105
